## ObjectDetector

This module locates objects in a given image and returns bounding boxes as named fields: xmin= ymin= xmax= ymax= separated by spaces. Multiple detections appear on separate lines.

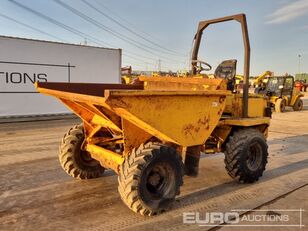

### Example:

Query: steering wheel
xmin=192 ymin=60 xmax=212 ymax=74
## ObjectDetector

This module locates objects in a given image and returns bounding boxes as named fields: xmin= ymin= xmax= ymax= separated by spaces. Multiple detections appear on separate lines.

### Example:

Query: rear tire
xmin=293 ymin=98 xmax=303 ymax=111
xmin=118 ymin=142 xmax=184 ymax=216
xmin=224 ymin=128 xmax=268 ymax=183
xmin=275 ymin=98 xmax=286 ymax=112
xmin=59 ymin=124 xmax=105 ymax=179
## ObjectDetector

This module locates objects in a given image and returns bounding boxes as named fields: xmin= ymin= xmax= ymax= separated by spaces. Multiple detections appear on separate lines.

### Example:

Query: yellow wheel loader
xmin=257 ymin=75 xmax=304 ymax=112
xmin=36 ymin=14 xmax=271 ymax=216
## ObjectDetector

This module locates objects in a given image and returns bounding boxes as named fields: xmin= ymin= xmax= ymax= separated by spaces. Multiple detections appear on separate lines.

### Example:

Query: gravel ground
xmin=0 ymin=97 xmax=307 ymax=231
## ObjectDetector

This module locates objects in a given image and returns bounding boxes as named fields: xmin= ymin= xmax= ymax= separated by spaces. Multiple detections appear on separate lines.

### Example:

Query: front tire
xmin=224 ymin=128 xmax=268 ymax=183
xmin=118 ymin=142 xmax=184 ymax=216
xmin=59 ymin=124 xmax=105 ymax=179
xmin=275 ymin=98 xmax=286 ymax=112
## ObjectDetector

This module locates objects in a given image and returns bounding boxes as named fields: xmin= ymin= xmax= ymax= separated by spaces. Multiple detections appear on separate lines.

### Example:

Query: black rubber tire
xmin=293 ymin=98 xmax=303 ymax=111
xmin=275 ymin=98 xmax=286 ymax=113
xmin=118 ymin=142 xmax=184 ymax=216
xmin=59 ymin=124 xmax=105 ymax=179
xmin=224 ymin=128 xmax=268 ymax=183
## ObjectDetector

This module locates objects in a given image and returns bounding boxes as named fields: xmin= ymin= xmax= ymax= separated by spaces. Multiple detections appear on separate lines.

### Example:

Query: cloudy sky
xmin=0 ymin=0 xmax=308 ymax=75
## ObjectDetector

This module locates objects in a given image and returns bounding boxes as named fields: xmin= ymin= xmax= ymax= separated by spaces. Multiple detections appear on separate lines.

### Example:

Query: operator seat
xmin=214 ymin=59 xmax=237 ymax=91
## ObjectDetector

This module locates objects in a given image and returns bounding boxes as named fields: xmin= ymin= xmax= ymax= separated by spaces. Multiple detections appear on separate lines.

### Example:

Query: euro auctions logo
xmin=183 ymin=209 xmax=305 ymax=228
xmin=183 ymin=212 xmax=240 ymax=225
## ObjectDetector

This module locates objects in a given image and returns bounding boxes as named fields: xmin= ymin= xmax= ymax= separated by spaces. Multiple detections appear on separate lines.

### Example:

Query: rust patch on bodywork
xmin=183 ymin=116 xmax=210 ymax=139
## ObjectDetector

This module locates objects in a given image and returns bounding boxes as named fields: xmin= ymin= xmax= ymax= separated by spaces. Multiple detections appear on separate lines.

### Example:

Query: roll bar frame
xmin=191 ymin=14 xmax=250 ymax=118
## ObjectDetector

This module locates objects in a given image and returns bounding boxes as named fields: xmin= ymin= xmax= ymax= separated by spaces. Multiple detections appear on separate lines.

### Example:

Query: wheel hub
xmin=148 ymin=172 xmax=163 ymax=187
xmin=145 ymin=163 xmax=173 ymax=196
xmin=246 ymin=142 xmax=263 ymax=171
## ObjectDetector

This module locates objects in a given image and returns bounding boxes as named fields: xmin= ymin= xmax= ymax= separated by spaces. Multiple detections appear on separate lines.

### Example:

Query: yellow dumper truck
xmin=36 ymin=14 xmax=271 ymax=216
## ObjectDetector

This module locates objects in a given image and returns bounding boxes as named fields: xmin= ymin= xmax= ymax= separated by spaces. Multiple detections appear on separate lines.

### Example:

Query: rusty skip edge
xmin=35 ymin=84 xmax=231 ymax=106
xmin=35 ymin=82 xmax=231 ymax=100
xmin=104 ymin=89 xmax=232 ymax=98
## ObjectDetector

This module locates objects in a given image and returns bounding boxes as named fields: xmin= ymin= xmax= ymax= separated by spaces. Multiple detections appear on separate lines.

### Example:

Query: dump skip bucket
xmin=36 ymin=77 xmax=229 ymax=146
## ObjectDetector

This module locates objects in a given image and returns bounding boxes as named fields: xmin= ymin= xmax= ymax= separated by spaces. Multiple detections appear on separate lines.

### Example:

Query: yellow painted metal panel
xmin=105 ymin=90 xmax=230 ymax=97
xmin=86 ymin=143 xmax=124 ymax=165
xmin=224 ymin=94 xmax=267 ymax=117
xmin=136 ymin=76 xmax=226 ymax=91
xmin=91 ymin=114 xmax=122 ymax=132
xmin=106 ymin=92 xmax=228 ymax=146
xmin=220 ymin=117 xmax=270 ymax=126
xmin=122 ymin=119 xmax=152 ymax=155
xmin=35 ymin=86 xmax=112 ymax=110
